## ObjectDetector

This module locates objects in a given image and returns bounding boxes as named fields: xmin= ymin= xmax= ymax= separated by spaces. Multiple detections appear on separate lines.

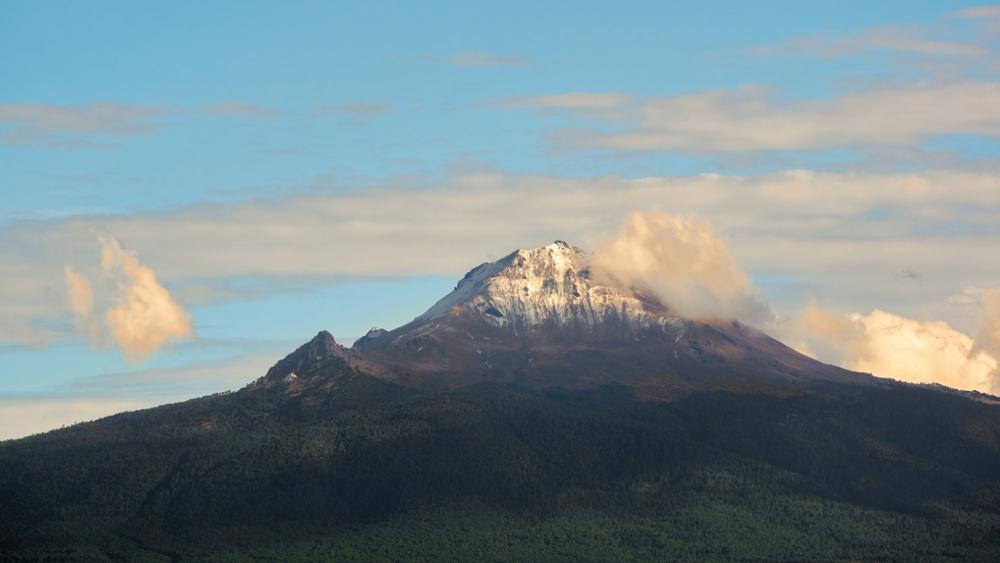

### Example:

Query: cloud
xmin=99 ymin=237 xmax=193 ymax=362
xmin=0 ymin=101 xmax=280 ymax=148
xmin=196 ymin=101 xmax=280 ymax=119
xmin=591 ymin=211 xmax=771 ymax=322
xmin=0 ymin=103 xmax=168 ymax=147
xmin=790 ymin=304 xmax=999 ymax=394
xmin=535 ymin=82 xmax=1000 ymax=153
xmin=499 ymin=92 xmax=632 ymax=112
xmin=951 ymin=5 xmax=1000 ymax=19
xmin=2 ymin=168 xmax=999 ymax=346
xmin=752 ymin=25 xmax=990 ymax=58
xmin=310 ymin=102 xmax=392 ymax=125
xmin=447 ymin=52 xmax=534 ymax=67
xmin=64 ymin=267 xmax=103 ymax=345
xmin=64 ymin=267 xmax=93 ymax=318
xmin=979 ymin=289 xmax=1000 ymax=351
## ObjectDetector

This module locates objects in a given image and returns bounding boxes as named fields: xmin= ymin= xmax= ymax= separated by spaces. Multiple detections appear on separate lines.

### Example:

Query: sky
xmin=2 ymin=1 xmax=1000 ymax=439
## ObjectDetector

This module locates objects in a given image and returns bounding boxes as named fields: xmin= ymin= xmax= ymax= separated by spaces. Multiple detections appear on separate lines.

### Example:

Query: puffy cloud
xmin=99 ymin=237 xmax=193 ymax=362
xmin=790 ymin=305 xmax=999 ymax=394
xmin=850 ymin=310 xmax=997 ymax=393
xmin=591 ymin=211 xmax=771 ymax=323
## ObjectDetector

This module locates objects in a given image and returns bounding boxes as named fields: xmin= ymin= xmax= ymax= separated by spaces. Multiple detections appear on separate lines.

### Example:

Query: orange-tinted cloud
xmin=591 ymin=210 xmax=770 ymax=322
xmin=99 ymin=237 xmax=193 ymax=362
xmin=791 ymin=305 xmax=999 ymax=394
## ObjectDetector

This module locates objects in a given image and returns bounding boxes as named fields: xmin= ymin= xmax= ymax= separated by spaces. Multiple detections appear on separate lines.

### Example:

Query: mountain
xmin=2 ymin=242 xmax=1000 ymax=561
xmin=262 ymin=241 xmax=867 ymax=398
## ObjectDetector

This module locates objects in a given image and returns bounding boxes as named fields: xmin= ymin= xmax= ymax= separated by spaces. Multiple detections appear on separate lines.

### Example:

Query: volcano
xmin=257 ymin=241 xmax=869 ymax=398
xmin=2 ymin=241 xmax=1000 ymax=561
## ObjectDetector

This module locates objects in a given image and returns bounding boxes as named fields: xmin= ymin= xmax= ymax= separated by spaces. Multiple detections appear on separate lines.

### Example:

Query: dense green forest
xmin=2 ymin=374 xmax=1000 ymax=561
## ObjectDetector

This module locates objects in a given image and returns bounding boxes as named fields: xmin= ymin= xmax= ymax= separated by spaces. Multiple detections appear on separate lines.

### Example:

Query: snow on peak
xmin=413 ymin=241 xmax=672 ymax=330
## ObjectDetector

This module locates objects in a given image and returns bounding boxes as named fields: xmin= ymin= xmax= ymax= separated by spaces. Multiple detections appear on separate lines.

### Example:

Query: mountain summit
xmin=411 ymin=241 xmax=667 ymax=332
xmin=258 ymin=241 xmax=868 ymax=397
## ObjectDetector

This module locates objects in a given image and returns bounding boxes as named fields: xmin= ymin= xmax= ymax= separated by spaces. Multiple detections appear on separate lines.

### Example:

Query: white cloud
xmin=752 ymin=25 xmax=991 ymax=58
xmin=447 ymin=52 xmax=534 ymax=67
xmin=0 ymin=103 xmax=168 ymax=147
xmin=195 ymin=101 xmax=280 ymax=119
xmin=951 ymin=5 xmax=1000 ymax=19
xmin=309 ymin=101 xmax=392 ymax=125
xmin=499 ymin=92 xmax=632 ymax=111
xmin=2 ymin=168 xmax=999 ymax=346
xmin=0 ymin=101 xmax=280 ymax=148
xmin=538 ymin=82 xmax=1000 ymax=153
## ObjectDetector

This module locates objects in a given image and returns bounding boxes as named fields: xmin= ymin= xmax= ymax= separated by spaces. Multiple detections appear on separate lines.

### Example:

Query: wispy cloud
xmin=752 ymin=25 xmax=990 ymax=58
xmin=0 ymin=101 xmax=280 ymax=148
xmin=497 ymin=92 xmax=632 ymax=112
xmin=310 ymin=101 xmax=392 ymax=125
xmin=520 ymin=82 xmax=1000 ymax=153
xmin=446 ymin=52 xmax=534 ymax=67
xmin=950 ymin=4 xmax=1000 ymax=19
xmin=0 ymin=103 xmax=169 ymax=148
xmin=195 ymin=101 xmax=281 ymax=119
xmin=2 ymin=168 xmax=999 ymax=347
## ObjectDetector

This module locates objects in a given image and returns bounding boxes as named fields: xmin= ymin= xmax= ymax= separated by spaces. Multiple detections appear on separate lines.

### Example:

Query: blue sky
xmin=2 ymin=1 xmax=1000 ymax=438
xmin=3 ymin=0 xmax=980 ymax=220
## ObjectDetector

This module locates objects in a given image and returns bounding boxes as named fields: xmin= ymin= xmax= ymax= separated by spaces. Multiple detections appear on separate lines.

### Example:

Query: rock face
xmin=254 ymin=330 xmax=356 ymax=389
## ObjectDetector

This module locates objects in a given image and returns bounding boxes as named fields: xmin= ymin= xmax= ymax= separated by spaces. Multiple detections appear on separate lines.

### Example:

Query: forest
xmin=1 ymin=373 xmax=999 ymax=561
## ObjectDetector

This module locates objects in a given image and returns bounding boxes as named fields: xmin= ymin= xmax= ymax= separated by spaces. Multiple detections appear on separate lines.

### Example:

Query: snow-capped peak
xmin=413 ymin=241 xmax=672 ymax=330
